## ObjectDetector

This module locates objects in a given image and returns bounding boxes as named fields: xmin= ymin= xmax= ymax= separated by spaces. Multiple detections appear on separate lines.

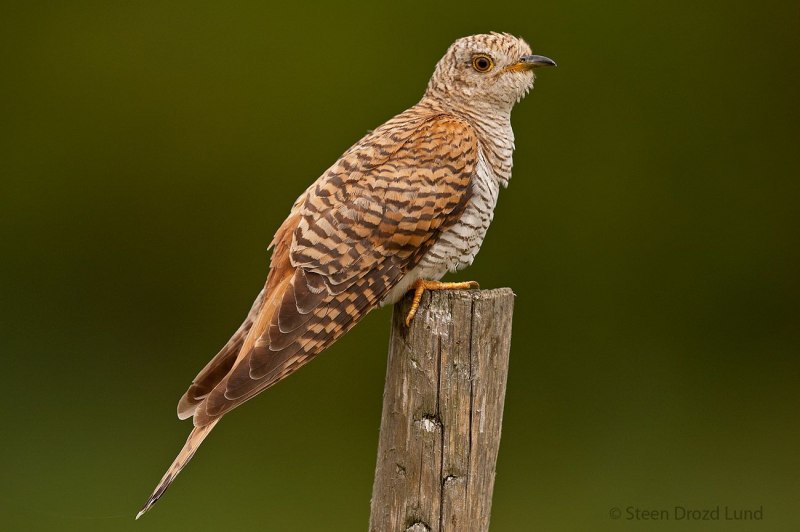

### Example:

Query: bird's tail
xmin=136 ymin=418 xmax=220 ymax=519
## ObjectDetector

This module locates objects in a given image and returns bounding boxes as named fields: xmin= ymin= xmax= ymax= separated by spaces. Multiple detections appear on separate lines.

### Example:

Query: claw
xmin=404 ymin=280 xmax=480 ymax=326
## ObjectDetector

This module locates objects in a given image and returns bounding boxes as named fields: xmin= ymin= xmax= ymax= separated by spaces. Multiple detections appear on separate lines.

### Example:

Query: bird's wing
xmin=190 ymin=113 xmax=478 ymax=427
xmin=140 ymin=113 xmax=478 ymax=518
xmin=176 ymin=289 xmax=264 ymax=419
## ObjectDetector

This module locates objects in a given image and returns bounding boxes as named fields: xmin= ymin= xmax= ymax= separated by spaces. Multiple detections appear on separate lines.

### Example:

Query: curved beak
xmin=520 ymin=54 xmax=557 ymax=69
xmin=504 ymin=54 xmax=557 ymax=73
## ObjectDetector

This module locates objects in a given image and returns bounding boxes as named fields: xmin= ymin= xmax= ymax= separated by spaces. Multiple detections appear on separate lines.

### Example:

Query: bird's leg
xmin=405 ymin=279 xmax=480 ymax=326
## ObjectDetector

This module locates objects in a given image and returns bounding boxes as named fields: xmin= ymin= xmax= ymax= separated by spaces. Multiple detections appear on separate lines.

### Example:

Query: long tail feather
xmin=136 ymin=419 xmax=220 ymax=519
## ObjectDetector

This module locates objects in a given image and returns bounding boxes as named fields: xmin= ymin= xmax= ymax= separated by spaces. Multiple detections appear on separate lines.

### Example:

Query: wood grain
xmin=369 ymin=288 xmax=515 ymax=532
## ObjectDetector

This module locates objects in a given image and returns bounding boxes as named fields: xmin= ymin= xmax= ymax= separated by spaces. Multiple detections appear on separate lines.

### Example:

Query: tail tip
xmin=136 ymin=477 xmax=171 ymax=520
xmin=136 ymin=497 xmax=156 ymax=520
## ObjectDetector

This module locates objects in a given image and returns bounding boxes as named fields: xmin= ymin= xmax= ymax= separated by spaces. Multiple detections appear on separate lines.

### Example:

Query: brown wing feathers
xmin=195 ymin=114 xmax=477 ymax=426
xmin=176 ymin=288 xmax=265 ymax=419
xmin=139 ymin=113 xmax=477 ymax=516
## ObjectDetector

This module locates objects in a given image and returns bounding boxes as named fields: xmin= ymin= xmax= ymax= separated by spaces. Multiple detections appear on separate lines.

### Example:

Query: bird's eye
xmin=471 ymin=54 xmax=494 ymax=73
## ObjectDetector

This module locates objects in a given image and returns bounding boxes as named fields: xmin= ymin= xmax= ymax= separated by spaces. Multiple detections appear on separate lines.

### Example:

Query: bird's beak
xmin=506 ymin=54 xmax=557 ymax=72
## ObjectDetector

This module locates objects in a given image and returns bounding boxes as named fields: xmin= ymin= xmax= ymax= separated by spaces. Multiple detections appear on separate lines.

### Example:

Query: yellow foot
xmin=405 ymin=280 xmax=480 ymax=326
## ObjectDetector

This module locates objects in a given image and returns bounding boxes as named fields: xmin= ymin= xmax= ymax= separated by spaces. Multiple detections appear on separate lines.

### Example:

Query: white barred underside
xmin=418 ymin=148 xmax=500 ymax=273
xmin=382 ymin=134 xmax=509 ymax=306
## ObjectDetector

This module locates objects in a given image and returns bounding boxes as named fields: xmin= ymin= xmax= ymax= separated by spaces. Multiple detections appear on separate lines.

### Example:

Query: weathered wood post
xmin=369 ymin=288 xmax=515 ymax=532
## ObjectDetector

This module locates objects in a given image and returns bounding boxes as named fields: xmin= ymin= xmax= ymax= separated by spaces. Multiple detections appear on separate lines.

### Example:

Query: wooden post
xmin=369 ymin=288 xmax=515 ymax=532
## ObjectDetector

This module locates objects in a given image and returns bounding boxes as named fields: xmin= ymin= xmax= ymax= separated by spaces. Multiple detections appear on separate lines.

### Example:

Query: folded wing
xmin=184 ymin=113 xmax=479 ymax=427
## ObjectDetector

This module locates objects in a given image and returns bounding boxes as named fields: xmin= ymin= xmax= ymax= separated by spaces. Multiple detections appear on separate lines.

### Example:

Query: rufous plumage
xmin=138 ymin=32 xmax=554 ymax=518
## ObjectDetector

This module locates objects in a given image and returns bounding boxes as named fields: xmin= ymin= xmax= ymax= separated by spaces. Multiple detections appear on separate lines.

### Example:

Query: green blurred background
xmin=2 ymin=1 xmax=798 ymax=530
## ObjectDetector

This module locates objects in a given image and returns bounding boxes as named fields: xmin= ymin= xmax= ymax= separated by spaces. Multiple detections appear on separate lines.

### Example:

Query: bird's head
xmin=424 ymin=32 xmax=555 ymax=113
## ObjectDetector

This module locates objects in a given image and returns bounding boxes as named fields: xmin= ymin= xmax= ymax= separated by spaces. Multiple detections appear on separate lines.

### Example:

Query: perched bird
xmin=137 ymin=32 xmax=554 ymax=518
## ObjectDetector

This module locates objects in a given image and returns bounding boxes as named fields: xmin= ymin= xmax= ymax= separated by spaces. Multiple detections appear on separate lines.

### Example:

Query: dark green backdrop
xmin=2 ymin=1 xmax=798 ymax=530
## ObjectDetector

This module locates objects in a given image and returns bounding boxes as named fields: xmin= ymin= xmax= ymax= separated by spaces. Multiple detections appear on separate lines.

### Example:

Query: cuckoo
xmin=138 ymin=32 xmax=554 ymax=518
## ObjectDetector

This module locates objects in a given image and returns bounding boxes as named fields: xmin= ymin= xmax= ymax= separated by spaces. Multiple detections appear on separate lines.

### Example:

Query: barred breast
xmin=382 ymin=117 xmax=514 ymax=305
xmin=417 ymin=149 xmax=500 ymax=272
